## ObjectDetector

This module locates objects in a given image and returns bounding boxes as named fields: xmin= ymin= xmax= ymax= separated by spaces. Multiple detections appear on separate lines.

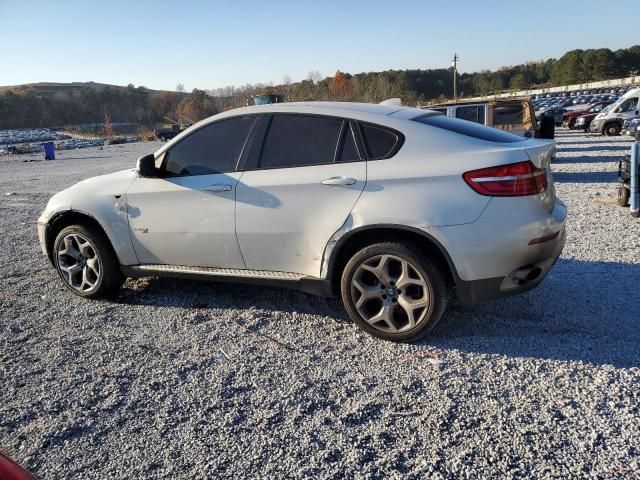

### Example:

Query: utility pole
xmin=452 ymin=53 xmax=459 ymax=101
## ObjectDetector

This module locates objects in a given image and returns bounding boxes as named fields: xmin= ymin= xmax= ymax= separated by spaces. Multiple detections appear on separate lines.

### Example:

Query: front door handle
xmin=204 ymin=184 xmax=233 ymax=192
xmin=321 ymin=176 xmax=356 ymax=186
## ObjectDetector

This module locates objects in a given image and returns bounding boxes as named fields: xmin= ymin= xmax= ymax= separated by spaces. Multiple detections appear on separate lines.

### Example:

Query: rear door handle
xmin=204 ymin=184 xmax=233 ymax=192
xmin=321 ymin=176 xmax=356 ymax=186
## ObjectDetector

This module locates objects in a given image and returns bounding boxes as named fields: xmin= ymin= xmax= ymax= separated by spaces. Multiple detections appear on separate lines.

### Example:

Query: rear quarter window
xmin=414 ymin=115 xmax=525 ymax=143
xmin=358 ymin=123 xmax=403 ymax=159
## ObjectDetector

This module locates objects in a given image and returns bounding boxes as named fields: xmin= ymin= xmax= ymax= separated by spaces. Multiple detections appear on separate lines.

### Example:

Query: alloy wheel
xmin=350 ymin=254 xmax=431 ymax=333
xmin=56 ymin=233 xmax=101 ymax=292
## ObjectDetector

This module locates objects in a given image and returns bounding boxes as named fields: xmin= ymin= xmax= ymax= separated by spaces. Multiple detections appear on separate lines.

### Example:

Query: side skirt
xmin=121 ymin=264 xmax=334 ymax=298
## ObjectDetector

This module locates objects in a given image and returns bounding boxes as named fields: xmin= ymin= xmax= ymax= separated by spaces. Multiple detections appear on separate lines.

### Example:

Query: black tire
xmin=340 ymin=241 xmax=449 ymax=342
xmin=53 ymin=224 xmax=124 ymax=299
xmin=617 ymin=184 xmax=630 ymax=207
xmin=604 ymin=123 xmax=621 ymax=136
xmin=568 ymin=119 xmax=576 ymax=129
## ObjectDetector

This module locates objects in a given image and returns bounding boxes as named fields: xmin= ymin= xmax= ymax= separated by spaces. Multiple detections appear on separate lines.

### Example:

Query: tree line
xmin=1 ymin=45 xmax=639 ymax=129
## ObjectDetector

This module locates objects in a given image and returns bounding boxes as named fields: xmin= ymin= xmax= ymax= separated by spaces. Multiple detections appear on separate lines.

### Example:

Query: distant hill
xmin=0 ymin=81 xmax=182 ymax=97
xmin=0 ymin=82 xmax=198 ymax=129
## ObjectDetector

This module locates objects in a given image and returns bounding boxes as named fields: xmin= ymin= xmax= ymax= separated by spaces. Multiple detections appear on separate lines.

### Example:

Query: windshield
xmin=252 ymin=95 xmax=272 ymax=105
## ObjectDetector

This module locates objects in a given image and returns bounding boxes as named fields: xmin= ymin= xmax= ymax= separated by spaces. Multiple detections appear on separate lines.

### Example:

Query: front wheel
xmin=340 ymin=242 xmax=449 ymax=342
xmin=604 ymin=123 xmax=621 ymax=136
xmin=53 ymin=224 xmax=124 ymax=298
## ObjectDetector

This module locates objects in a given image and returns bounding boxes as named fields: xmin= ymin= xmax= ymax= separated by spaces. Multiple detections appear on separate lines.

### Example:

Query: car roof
xmin=154 ymin=102 xmax=430 ymax=157
xmin=225 ymin=101 xmax=409 ymax=117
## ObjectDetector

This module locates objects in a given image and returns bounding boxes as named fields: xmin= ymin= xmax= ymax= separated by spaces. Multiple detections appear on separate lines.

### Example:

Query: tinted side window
xmin=163 ymin=116 xmax=256 ymax=176
xmin=494 ymin=105 xmax=524 ymax=125
xmin=337 ymin=123 xmax=360 ymax=162
xmin=455 ymin=105 xmax=485 ymax=124
xmin=359 ymin=123 xmax=400 ymax=159
xmin=259 ymin=115 xmax=342 ymax=169
xmin=414 ymin=115 xmax=524 ymax=143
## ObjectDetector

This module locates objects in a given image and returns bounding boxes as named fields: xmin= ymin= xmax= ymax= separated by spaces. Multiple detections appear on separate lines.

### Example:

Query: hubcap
xmin=56 ymin=233 xmax=101 ymax=292
xmin=350 ymin=254 xmax=431 ymax=333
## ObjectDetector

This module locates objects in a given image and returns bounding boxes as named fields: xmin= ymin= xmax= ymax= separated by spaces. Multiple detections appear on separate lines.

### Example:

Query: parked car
xmin=154 ymin=123 xmax=191 ymax=142
xmin=537 ymin=108 xmax=566 ymax=126
xmin=37 ymin=102 xmax=566 ymax=342
xmin=574 ymin=111 xmax=602 ymax=132
xmin=425 ymin=97 xmax=540 ymax=138
xmin=590 ymin=87 xmax=640 ymax=136
xmin=563 ymin=101 xmax=613 ymax=129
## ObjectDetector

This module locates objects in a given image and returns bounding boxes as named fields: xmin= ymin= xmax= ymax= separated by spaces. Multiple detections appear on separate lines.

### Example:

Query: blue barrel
xmin=43 ymin=142 xmax=55 ymax=160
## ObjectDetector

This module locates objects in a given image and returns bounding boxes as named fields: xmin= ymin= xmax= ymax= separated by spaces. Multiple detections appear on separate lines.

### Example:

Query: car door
xmin=235 ymin=114 xmax=367 ymax=277
xmin=618 ymin=96 xmax=640 ymax=122
xmin=125 ymin=115 xmax=257 ymax=268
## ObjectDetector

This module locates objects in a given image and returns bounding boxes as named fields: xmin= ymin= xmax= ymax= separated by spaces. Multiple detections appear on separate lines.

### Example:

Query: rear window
xmin=359 ymin=123 xmax=401 ymax=159
xmin=414 ymin=115 xmax=524 ymax=143
xmin=455 ymin=105 xmax=486 ymax=124
xmin=493 ymin=105 xmax=524 ymax=125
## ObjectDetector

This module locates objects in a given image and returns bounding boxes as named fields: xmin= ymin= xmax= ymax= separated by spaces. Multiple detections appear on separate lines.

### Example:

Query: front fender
xmin=68 ymin=170 xmax=139 ymax=265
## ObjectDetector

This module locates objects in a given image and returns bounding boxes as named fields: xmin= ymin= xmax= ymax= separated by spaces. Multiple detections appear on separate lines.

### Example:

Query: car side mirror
xmin=136 ymin=154 xmax=156 ymax=177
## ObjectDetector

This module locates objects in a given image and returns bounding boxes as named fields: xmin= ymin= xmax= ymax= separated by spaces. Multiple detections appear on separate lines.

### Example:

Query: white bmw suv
xmin=38 ymin=102 xmax=566 ymax=342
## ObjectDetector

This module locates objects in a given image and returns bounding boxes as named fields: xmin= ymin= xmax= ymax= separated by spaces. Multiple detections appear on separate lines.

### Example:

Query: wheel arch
xmin=45 ymin=210 xmax=114 ymax=264
xmin=603 ymin=119 xmax=623 ymax=132
xmin=326 ymin=224 xmax=460 ymax=295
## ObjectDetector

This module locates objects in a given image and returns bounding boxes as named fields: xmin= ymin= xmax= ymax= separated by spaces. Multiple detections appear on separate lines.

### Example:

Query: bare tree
xmin=282 ymin=74 xmax=293 ymax=101
xmin=176 ymin=83 xmax=185 ymax=93
xmin=307 ymin=70 xmax=322 ymax=85
xmin=103 ymin=112 xmax=113 ymax=137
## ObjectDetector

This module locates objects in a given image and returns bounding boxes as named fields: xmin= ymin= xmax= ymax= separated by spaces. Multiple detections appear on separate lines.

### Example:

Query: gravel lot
xmin=1 ymin=132 xmax=639 ymax=479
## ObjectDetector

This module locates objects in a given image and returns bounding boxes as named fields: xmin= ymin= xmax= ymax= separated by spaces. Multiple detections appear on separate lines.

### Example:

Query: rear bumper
xmin=456 ymin=226 xmax=565 ymax=304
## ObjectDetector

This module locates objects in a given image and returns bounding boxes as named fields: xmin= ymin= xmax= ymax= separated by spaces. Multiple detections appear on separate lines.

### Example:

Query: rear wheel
xmin=53 ymin=224 xmax=124 ymax=298
xmin=340 ymin=242 xmax=449 ymax=342
xmin=159 ymin=135 xmax=167 ymax=142
xmin=617 ymin=184 xmax=630 ymax=207
xmin=604 ymin=123 xmax=621 ymax=136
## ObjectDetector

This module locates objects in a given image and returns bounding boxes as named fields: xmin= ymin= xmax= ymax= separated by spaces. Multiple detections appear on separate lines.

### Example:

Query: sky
xmin=1 ymin=0 xmax=639 ymax=92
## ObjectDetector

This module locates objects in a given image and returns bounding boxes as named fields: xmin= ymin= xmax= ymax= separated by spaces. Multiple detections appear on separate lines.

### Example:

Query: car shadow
xmin=426 ymin=258 xmax=640 ymax=369
xmin=117 ymin=258 xmax=639 ymax=368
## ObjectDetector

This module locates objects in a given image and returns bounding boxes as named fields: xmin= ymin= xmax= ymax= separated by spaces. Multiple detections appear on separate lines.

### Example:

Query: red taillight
xmin=463 ymin=161 xmax=547 ymax=197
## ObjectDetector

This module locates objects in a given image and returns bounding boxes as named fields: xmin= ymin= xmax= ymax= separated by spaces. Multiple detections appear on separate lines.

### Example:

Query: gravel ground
xmin=1 ymin=133 xmax=639 ymax=479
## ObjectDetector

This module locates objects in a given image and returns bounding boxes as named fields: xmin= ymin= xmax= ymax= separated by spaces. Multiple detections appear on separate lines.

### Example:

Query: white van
xmin=590 ymin=87 xmax=640 ymax=136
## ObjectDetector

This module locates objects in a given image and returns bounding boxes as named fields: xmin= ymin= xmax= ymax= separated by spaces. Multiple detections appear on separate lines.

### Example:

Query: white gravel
xmin=1 ymin=133 xmax=639 ymax=479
